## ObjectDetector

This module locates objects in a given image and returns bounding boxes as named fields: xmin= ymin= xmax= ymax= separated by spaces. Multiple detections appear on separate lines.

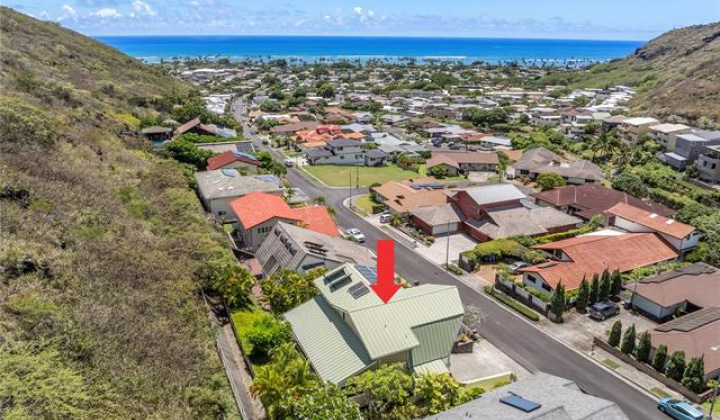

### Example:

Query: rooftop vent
xmin=649 ymin=213 xmax=658 ymax=219
xmin=666 ymin=219 xmax=675 ymax=225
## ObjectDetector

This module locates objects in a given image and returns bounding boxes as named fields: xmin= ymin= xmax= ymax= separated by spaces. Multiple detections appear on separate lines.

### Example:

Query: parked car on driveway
xmin=379 ymin=213 xmax=391 ymax=224
xmin=588 ymin=301 xmax=620 ymax=321
xmin=284 ymin=160 xmax=294 ymax=167
xmin=657 ymin=398 xmax=704 ymax=420
xmin=347 ymin=228 xmax=365 ymax=243
xmin=507 ymin=261 xmax=529 ymax=274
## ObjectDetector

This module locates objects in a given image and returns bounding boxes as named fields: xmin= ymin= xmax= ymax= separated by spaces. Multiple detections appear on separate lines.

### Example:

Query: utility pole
xmin=349 ymin=172 xmax=353 ymax=210
xmin=445 ymin=214 xmax=451 ymax=271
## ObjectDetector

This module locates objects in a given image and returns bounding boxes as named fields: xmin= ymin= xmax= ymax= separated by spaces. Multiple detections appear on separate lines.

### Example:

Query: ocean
xmin=96 ymin=36 xmax=643 ymax=65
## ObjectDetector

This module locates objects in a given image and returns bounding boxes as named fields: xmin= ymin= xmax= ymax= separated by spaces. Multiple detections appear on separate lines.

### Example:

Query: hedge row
xmin=484 ymin=286 xmax=540 ymax=321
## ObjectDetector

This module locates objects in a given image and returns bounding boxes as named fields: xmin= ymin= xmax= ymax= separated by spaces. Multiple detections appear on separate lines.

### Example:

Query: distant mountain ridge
xmin=542 ymin=21 xmax=720 ymax=121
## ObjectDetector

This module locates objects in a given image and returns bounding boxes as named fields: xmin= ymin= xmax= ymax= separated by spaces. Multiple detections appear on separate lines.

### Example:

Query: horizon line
xmin=93 ymin=34 xmax=649 ymax=43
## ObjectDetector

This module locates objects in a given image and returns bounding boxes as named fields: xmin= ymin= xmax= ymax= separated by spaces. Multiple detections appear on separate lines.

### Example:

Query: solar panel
xmin=500 ymin=395 xmax=541 ymax=413
xmin=233 ymin=151 xmax=259 ymax=161
xmin=323 ymin=269 xmax=346 ymax=284
xmin=348 ymin=283 xmax=370 ymax=299
xmin=329 ymin=274 xmax=352 ymax=291
xmin=221 ymin=169 xmax=238 ymax=178
xmin=355 ymin=265 xmax=378 ymax=285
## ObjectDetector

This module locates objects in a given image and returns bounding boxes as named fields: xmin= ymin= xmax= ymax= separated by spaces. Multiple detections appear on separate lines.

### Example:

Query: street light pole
xmin=445 ymin=214 xmax=451 ymax=271
xmin=349 ymin=172 xmax=353 ymax=210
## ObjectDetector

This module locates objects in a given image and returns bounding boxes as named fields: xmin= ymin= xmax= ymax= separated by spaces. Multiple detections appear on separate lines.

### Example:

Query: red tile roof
xmin=522 ymin=233 xmax=679 ymax=290
xmin=605 ymin=203 xmax=694 ymax=239
xmin=206 ymin=150 xmax=261 ymax=170
xmin=292 ymin=206 xmax=339 ymax=237
xmin=230 ymin=193 xmax=339 ymax=236
xmin=230 ymin=192 xmax=301 ymax=229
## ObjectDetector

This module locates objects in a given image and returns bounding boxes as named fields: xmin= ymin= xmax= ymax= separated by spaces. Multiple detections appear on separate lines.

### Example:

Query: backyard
xmin=303 ymin=164 xmax=464 ymax=187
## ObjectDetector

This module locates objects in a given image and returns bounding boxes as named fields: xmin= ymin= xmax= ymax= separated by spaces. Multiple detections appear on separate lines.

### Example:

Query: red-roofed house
xmin=175 ymin=117 xmax=217 ymax=137
xmin=520 ymin=232 xmax=680 ymax=292
xmin=230 ymin=193 xmax=339 ymax=251
xmin=206 ymin=150 xmax=262 ymax=172
xmin=292 ymin=206 xmax=340 ymax=237
xmin=604 ymin=203 xmax=699 ymax=253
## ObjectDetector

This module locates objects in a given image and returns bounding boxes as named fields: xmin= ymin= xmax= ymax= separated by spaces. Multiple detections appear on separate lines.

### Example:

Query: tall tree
xmin=550 ymin=282 xmax=566 ymax=323
xmin=652 ymin=344 xmax=668 ymax=372
xmin=610 ymin=270 xmax=623 ymax=297
xmin=575 ymin=277 xmax=590 ymax=313
xmin=620 ymin=324 xmax=636 ymax=355
xmin=589 ymin=273 xmax=600 ymax=305
xmin=636 ymin=331 xmax=652 ymax=363
xmin=681 ymin=356 xmax=706 ymax=393
xmin=665 ymin=351 xmax=686 ymax=381
xmin=281 ymin=382 xmax=361 ymax=420
xmin=599 ymin=270 xmax=611 ymax=301
xmin=608 ymin=320 xmax=622 ymax=347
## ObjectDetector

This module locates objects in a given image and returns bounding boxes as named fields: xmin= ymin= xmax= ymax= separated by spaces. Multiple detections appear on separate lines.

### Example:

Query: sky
xmin=9 ymin=0 xmax=720 ymax=40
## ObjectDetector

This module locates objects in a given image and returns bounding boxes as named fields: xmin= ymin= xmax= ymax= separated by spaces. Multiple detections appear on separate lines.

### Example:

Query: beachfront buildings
xmin=284 ymin=264 xmax=463 ymax=385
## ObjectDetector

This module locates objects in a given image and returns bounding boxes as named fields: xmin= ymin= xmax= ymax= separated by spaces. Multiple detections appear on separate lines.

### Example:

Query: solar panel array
xmin=355 ymin=265 xmax=378 ymax=285
xmin=233 ymin=151 xmax=259 ymax=161
xmin=348 ymin=282 xmax=370 ymax=299
xmin=221 ymin=169 xmax=238 ymax=178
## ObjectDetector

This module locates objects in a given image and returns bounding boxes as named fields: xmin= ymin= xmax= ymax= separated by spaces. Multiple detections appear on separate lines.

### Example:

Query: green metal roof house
xmin=284 ymin=264 xmax=464 ymax=385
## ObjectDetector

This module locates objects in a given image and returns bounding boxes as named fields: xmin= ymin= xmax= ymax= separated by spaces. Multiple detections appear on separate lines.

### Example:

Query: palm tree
xmin=591 ymin=130 xmax=620 ymax=161
xmin=313 ymin=195 xmax=326 ymax=205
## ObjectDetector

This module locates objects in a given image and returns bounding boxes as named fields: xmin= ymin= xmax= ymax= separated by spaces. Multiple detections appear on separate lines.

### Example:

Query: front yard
xmin=303 ymin=164 xmax=430 ymax=187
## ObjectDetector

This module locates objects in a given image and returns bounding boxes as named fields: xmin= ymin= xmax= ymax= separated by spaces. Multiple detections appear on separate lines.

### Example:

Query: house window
xmin=218 ymin=211 xmax=226 ymax=216
xmin=703 ymin=160 xmax=708 ymax=167
xmin=257 ymin=226 xmax=272 ymax=234
xmin=340 ymin=155 xmax=344 ymax=159
xmin=526 ymin=274 xmax=538 ymax=283
xmin=542 ymin=283 xmax=552 ymax=292
xmin=713 ymin=163 xmax=717 ymax=170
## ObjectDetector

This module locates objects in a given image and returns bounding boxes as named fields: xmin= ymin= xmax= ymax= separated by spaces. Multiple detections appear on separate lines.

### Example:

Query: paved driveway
xmin=417 ymin=233 xmax=477 ymax=266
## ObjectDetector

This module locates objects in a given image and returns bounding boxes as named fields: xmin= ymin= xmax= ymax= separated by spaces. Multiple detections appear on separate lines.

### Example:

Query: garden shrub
xmin=246 ymin=316 xmax=292 ymax=361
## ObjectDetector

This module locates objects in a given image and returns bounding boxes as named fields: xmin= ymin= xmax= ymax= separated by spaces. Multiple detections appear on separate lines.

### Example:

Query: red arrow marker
xmin=371 ymin=240 xmax=401 ymax=304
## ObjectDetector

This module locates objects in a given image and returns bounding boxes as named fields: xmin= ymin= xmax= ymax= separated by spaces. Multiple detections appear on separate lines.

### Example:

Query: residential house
xmin=342 ymin=123 xmax=376 ymax=135
xmin=451 ymin=184 xmax=528 ymax=223
xmin=601 ymin=114 xmax=627 ymax=133
xmin=424 ymin=372 xmax=629 ymax=420
xmin=618 ymin=117 xmax=659 ymax=143
xmin=175 ymin=117 xmax=237 ymax=138
xmin=508 ymin=147 xmax=603 ymax=184
xmin=630 ymin=262 xmax=720 ymax=321
xmin=270 ymin=121 xmax=320 ymax=138
xmin=140 ymin=126 xmax=172 ymax=145
xmin=284 ymin=264 xmax=463 ymax=385
xmin=256 ymin=222 xmax=375 ymax=275
xmin=230 ymin=192 xmax=339 ymax=252
xmin=197 ymin=140 xmax=255 ymax=155
xmin=426 ymin=151 xmax=500 ymax=176
xmin=460 ymin=134 xmax=512 ymax=151
xmin=648 ymin=123 xmax=692 ymax=152
xmin=532 ymin=184 xmax=675 ymax=221
xmin=664 ymin=130 xmax=720 ymax=170
xmin=466 ymin=204 xmax=582 ymax=242
xmin=305 ymin=139 xmax=366 ymax=165
xmin=521 ymin=232 xmax=679 ymax=292
xmin=411 ymin=204 xmax=465 ymax=236
xmin=206 ymin=150 xmax=262 ymax=172
xmin=605 ymin=203 xmax=699 ymax=253
xmin=194 ymin=170 xmax=283 ymax=222
xmin=372 ymin=180 xmax=451 ymax=215
xmin=698 ymin=144 xmax=720 ymax=183
xmin=364 ymin=149 xmax=389 ymax=166
xmin=650 ymin=307 xmax=720 ymax=380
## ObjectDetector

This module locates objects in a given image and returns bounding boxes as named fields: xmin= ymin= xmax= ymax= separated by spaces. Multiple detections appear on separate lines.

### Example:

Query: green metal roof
xmin=413 ymin=359 xmax=450 ymax=376
xmin=311 ymin=264 xmax=464 ymax=360
xmin=284 ymin=295 xmax=373 ymax=385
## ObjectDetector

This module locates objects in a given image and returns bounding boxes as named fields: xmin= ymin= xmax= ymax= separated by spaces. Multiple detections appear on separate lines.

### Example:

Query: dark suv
xmin=588 ymin=302 xmax=620 ymax=321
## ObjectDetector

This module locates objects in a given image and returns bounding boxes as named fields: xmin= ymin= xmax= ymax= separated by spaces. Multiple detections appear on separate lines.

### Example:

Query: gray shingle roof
xmin=194 ymin=170 xmax=282 ymax=199
xmin=423 ymin=372 xmax=629 ymax=420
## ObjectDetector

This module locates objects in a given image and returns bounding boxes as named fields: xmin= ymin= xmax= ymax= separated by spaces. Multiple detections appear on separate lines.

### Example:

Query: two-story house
xmin=618 ymin=117 xmax=659 ymax=143
xmin=284 ymin=264 xmax=463 ymax=385
xmin=648 ymin=123 xmax=692 ymax=152
xmin=665 ymin=130 xmax=720 ymax=170
xmin=698 ymin=144 xmax=720 ymax=183
xmin=305 ymin=139 xmax=366 ymax=165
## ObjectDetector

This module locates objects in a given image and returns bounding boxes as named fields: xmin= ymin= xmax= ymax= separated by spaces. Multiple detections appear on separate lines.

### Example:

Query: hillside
xmin=0 ymin=7 xmax=239 ymax=419
xmin=541 ymin=21 xmax=720 ymax=120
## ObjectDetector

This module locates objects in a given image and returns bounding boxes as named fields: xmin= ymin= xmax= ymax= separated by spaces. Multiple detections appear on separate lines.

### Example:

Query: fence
xmin=593 ymin=337 xmax=714 ymax=404
xmin=494 ymin=275 xmax=550 ymax=317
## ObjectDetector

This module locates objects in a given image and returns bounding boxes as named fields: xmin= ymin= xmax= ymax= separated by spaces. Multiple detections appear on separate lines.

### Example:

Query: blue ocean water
xmin=96 ymin=35 xmax=643 ymax=65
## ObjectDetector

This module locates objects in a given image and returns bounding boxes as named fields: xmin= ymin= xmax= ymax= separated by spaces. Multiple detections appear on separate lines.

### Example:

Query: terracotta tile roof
xmin=292 ymin=206 xmax=339 ymax=237
xmin=230 ymin=192 xmax=301 ymax=229
xmin=372 ymin=181 xmax=450 ymax=214
xmin=605 ymin=203 xmax=695 ymax=239
xmin=522 ymin=233 xmax=679 ymax=290
xmin=206 ymin=150 xmax=261 ymax=170
xmin=532 ymin=184 xmax=675 ymax=221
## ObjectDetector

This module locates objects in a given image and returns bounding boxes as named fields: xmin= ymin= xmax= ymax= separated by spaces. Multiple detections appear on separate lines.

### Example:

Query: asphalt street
xmin=234 ymin=100 xmax=661 ymax=420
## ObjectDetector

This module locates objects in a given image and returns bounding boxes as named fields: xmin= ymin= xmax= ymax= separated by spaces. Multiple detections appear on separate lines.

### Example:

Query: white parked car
xmin=379 ymin=213 xmax=391 ymax=224
xmin=347 ymin=228 xmax=365 ymax=243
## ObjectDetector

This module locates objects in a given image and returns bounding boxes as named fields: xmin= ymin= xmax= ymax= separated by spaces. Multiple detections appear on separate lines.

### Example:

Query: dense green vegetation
xmin=0 ymin=7 xmax=243 ymax=418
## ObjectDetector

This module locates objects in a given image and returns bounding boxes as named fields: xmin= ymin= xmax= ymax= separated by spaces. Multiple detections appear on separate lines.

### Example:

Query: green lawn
xmin=231 ymin=306 xmax=268 ymax=358
xmin=704 ymin=399 xmax=720 ymax=417
xmin=603 ymin=358 xmax=620 ymax=370
xmin=353 ymin=194 xmax=376 ymax=216
xmin=303 ymin=164 xmax=428 ymax=187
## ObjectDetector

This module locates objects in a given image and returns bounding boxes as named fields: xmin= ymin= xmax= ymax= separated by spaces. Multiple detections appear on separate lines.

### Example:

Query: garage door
xmin=432 ymin=223 xmax=456 ymax=235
